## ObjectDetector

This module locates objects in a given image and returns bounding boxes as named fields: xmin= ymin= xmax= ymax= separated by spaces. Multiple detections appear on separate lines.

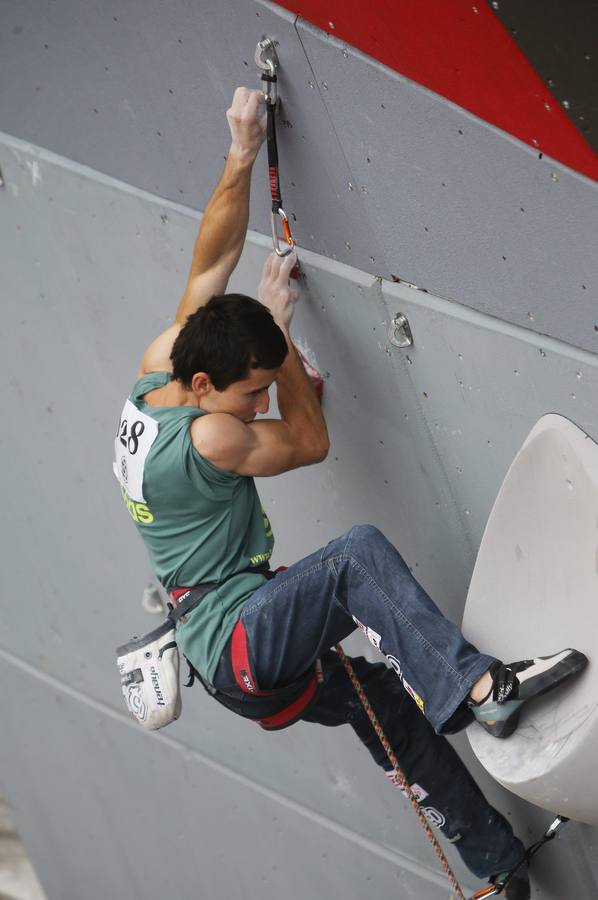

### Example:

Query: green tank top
xmin=114 ymin=371 xmax=274 ymax=683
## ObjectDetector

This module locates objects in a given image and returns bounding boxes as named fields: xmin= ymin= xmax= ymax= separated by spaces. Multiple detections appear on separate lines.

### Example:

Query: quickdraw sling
xmin=255 ymin=36 xmax=295 ymax=257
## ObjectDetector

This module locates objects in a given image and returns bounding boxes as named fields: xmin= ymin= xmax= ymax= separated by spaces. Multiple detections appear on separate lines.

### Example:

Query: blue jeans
xmin=211 ymin=525 xmax=523 ymax=878
xmin=304 ymin=650 xmax=525 ymax=878
xmin=234 ymin=524 xmax=494 ymax=734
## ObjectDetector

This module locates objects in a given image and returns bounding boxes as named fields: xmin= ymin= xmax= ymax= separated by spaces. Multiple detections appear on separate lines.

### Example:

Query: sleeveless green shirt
xmin=114 ymin=372 xmax=274 ymax=683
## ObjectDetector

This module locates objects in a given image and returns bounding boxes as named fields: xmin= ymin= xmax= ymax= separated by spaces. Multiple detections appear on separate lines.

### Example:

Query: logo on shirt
xmin=249 ymin=550 xmax=272 ymax=566
xmin=120 ymin=484 xmax=154 ymax=525
xmin=262 ymin=507 xmax=273 ymax=538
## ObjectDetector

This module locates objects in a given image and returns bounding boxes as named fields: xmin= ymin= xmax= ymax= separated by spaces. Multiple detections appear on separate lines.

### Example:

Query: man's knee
xmin=348 ymin=523 xmax=385 ymax=544
xmin=345 ymin=523 xmax=410 ymax=576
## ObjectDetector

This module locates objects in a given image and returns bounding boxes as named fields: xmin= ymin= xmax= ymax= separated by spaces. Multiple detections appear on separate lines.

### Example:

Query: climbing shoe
xmin=470 ymin=648 xmax=588 ymax=739
xmin=490 ymin=862 xmax=530 ymax=900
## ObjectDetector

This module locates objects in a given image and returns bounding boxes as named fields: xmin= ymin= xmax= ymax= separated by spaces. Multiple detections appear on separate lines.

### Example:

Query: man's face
xmin=200 ymin=367 xmax=279 ymax=423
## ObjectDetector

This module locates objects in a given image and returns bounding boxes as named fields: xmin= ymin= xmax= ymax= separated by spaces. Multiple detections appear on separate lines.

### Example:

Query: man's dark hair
xmin=170 ymin=294 xmax=288 ymax=391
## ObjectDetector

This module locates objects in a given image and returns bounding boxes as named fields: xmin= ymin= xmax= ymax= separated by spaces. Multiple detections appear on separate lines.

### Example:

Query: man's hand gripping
xmin=257 ymin=252 xmax=299 ymax=333
xmin=227 ymin=87 xmax=267 ymax=164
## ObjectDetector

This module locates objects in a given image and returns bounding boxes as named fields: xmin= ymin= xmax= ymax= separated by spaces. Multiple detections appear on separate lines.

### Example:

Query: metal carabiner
xmin=271 ymin=207 xmax=295 ymax=257
xmin=255 ymin=37 xmax=279 ymax=105
xmin=469 ymin=885 xmax=503 ymax=898
xmin=468 ymin=816 xmax=570 ymax=899
xmin=544 ymin=815 xmax=568 ymax=839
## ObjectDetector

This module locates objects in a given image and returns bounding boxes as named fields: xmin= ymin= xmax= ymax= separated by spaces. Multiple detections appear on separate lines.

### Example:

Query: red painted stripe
xmin=276 ymin=0 xmax=598 ymax=181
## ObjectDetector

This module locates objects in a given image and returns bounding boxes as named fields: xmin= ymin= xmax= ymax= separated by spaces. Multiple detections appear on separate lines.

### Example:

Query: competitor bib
xmin=113 ymin=399 xmax=159 ymax=502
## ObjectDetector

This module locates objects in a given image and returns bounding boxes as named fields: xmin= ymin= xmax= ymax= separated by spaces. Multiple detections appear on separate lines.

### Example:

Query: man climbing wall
xmin=114 ymin=86 xmax=588 ymax=900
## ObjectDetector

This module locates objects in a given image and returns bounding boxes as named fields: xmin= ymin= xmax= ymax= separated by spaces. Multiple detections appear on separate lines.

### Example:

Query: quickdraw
xmin=470 ymin=816 xmax=569 ymax=898
xmin=255 ymin=37 xmax=296 ymax=257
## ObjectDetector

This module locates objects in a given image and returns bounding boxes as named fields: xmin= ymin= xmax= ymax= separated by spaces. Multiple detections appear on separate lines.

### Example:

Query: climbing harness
xmin=337 ymin=641 xmax=571 ymax=899
xmin=255 ymin=37 xmax=295 ymax=257
xmin=193 ymin=617 xmax=323 ymax=730
xmin=470 ymin=816 xmax=569 ymax=898
xmin=171 ymin=568 xmax=323 ymax=730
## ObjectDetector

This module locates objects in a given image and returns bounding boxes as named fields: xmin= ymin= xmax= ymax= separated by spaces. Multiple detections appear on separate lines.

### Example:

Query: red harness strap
xmin=231 ymin=618 xmax=272 ymax=696
xmin=171 ymin=568 xmax=322 ymax=730
xmin=256 ymin=673 xmax=319 ymax=730
xmin=230 ymin=617 xmax=321 ymax=731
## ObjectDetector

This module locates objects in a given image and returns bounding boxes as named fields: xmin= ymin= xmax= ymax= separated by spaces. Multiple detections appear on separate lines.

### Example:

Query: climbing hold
xmin=463 ymin=414 xmax=597 ymax=824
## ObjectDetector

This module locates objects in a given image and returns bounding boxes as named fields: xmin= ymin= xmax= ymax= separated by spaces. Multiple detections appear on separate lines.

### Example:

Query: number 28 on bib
xmin=113 ymin=399 xmax=159 ymax=503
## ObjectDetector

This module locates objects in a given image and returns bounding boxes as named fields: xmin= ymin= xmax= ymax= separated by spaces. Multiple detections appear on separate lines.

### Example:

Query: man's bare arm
xmin=176 ymin=87 xmax=267 ymax=324
xmin=176 ymin=88 xmax=266 ymax=325
xmin=192 ymin=340 xmax=328 ymax=476
xmin=191 ymin=254 xmax=329 ymax=476
xmin=138 ymin=87 xmax=267 ymax=376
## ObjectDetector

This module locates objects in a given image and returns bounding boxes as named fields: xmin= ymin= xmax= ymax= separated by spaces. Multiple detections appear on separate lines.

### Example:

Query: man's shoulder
xmin=190 ymin=413 xmax=251 ymax=473
xmin=190 ymin=412 xmax=249 ymax=449
xmin=129 ymin=370 xmax=172 ymax=401
xmin=137 ymin=324 xmax=182 ymax=379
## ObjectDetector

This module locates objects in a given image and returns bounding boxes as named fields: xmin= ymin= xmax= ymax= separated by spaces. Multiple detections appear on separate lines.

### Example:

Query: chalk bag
xmin=116 ymin=621 xmax=181 ymax=730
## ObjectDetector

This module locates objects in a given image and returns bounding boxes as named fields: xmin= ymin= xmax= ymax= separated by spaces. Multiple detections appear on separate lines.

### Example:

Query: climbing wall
xmin=1 ymin=1 xmax=598 ymax=898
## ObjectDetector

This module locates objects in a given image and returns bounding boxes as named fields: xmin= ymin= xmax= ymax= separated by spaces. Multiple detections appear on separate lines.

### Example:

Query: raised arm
xmin=192 ymin=253 xmax=330 ymax=476
xmin=138 ymin=87 xmax=267 ymax=376
xmin=176 ymin=87 xmax=267 ymax=324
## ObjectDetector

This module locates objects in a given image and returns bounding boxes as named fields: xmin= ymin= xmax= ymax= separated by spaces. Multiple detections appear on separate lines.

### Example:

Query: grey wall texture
xmin=1 ymin=1 xmax=598 ymax=898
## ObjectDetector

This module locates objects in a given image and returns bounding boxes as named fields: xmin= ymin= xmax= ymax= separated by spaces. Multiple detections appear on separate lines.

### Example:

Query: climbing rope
xmin=255 ymin=37 xmax=295 ymax=257
xmin=335 ymin=642 xmax=467 ymax=900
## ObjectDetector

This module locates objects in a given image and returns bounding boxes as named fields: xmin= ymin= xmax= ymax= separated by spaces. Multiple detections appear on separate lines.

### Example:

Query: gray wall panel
xmin=0 ymin=653 xmax=473 ymax=900
xmin=379 ymin=281 xmax=598 ymax=553
xmin=2 ymin=0 xmax=597 ymax=354
xmin=3 ymin=134 xmax=598 ymax=898
xmin=0 ymin=0 xmax=380 ymax=271
xmin=298 ymin=20 xmax=598 ymax=354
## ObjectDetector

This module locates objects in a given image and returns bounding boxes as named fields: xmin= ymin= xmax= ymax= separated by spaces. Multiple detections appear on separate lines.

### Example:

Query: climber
xmin=114 ymin=86 xmax=587 ymax=899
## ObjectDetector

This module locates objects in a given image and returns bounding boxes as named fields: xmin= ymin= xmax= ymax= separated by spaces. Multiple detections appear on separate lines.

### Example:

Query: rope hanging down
xmin=255 ymin=37 xmax=295 ymax=257
xmin=335 ymin=642 xmax=467 ymax=900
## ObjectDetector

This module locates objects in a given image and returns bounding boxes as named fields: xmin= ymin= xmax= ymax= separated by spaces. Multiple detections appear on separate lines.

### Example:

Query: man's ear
xmin=191 ymin=372 xmax=214 ymax=397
